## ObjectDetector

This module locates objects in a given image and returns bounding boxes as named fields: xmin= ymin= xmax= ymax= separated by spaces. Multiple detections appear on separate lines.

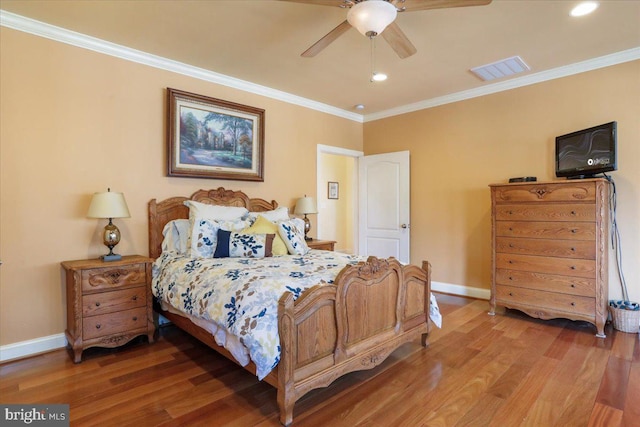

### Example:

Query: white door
xmin=358 ymin=151 xmax=410 ymax=263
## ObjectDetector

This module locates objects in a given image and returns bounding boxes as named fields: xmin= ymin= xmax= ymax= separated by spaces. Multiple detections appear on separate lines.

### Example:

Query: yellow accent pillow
xmin=242 ymin=215 xmax=288 ymax=255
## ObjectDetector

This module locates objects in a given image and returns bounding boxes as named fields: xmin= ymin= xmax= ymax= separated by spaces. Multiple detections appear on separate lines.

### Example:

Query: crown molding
xmin=364 ymin=47 xmax=640 ymax=122
xmin=0 ymin=10 xmax=364 ymax=123
xmin=3 ymin=10 xmax=638 ymax=125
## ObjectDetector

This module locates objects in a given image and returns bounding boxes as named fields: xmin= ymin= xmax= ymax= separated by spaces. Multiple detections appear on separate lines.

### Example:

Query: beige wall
xmin=317 ymin=152 xmax=355 ymax=252
xmin=2 ymin=25 xmax=638 ymax=350
xmin=0 ymin=28 xmax=362 ymax=346
xmin=364 ymin=60 xmax=640 ymax=303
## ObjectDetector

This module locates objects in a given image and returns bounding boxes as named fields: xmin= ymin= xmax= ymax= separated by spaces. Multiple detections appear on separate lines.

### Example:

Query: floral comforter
xmin=151 ymin=250 xmax=363 ymax=380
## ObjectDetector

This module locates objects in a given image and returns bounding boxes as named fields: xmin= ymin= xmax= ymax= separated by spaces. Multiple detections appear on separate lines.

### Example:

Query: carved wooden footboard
xmin=149 ymin=188 xmax=431 ymax=426
xmin=277 ymin=257 xmax=431 ymax=426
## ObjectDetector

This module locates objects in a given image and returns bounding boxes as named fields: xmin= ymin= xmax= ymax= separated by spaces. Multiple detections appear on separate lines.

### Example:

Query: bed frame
xmin=149 ymin=187 xmax=431 ymax=425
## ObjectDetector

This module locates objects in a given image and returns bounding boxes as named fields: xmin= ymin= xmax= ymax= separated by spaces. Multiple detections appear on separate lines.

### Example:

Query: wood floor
xmin=1 ymin=293 xmax=638 ymax=426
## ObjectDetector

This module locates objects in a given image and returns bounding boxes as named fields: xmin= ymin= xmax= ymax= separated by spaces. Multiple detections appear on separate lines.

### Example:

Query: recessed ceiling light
xmin=571 ymin=1 xmax=598 ymax=17
xmin=371 ymin=72 xmax=387 ymax=82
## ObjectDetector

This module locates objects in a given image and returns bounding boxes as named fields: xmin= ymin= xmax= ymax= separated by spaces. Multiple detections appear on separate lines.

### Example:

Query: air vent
xmin=470 ymin=56 xmax=530 ymax=81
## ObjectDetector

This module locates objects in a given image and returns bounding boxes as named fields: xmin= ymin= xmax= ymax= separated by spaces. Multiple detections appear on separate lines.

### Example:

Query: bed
xmin=148 ymin=187 xmax=432 ymax=425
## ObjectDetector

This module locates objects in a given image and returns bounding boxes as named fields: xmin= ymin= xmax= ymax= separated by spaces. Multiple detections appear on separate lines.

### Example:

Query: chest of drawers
xmin=62 ymin=255 xmax=155 ymax=362
xmin=489 ymin=179 xmax=610 ymax=337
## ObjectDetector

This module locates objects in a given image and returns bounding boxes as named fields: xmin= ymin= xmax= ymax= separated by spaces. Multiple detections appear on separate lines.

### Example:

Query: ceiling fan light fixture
xmin=570 ymin=1 xmax=599 ymax=17
xmin=371 ymin=72 xmax=388 ymax=82
xmin=347 ymin=0 xmax=397 ymax=37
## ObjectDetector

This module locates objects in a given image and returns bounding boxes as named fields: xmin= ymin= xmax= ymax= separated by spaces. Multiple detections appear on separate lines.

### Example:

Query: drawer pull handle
xmin=95 ymin=302 xmax=100 ymax=307
xmin=570 ymin=266 xmax=576 ymax=270
xmin=509 ymin=227 xmax=513 ymax=231
xmin=509 ymin=244 xmax=514 ymax=248
xmin=508 ymin=210 xmax=513 ymax=215
xmin=571 ymin=284 xmax=576 ymax=288
xmin=96 ymin=324 xmax=101 ymax=330
xmin=571 ymin=302 xmax=576 ymax=306
xmin=133 ymin=316 xmax=138 ymax=321
xmin=132 ymin=296 xmax=138 ymax=301
xmin=571 ymin=211 xmax=576 ymax=215
xmin=509 ymin=260 xmax=513 ymax=264
xmin=571 ymin=229 xmax=577 ymax=234
xmin=509 ymin=292 xmax=513 ymax=296
xmin=509 ymin=276 xmax=513 ymax=280
xmin=571 ymin=247 xmax=576 ymax=252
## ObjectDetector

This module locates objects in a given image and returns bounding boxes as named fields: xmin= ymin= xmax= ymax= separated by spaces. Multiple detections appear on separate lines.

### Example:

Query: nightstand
xmin=62 ymin=255 xmax=155 ymax=363
xmin=306 ymin=239 xmax=336 ymax=251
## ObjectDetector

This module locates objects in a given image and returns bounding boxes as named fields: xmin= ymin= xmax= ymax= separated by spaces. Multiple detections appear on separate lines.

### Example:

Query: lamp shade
xmin=347 ymin=0 xmax=397 ymax=37
xmin=294 ymin=196 xmax=318 ymax=215
xmin=87 ymin=190 xmax=130 ymax=219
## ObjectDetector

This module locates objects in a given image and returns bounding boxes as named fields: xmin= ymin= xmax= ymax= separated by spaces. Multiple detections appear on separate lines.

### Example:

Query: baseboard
xmin=0 ymin=333 xmax=67 ymax=363
xmin=432 ymin=281 xmax=491 ymax=300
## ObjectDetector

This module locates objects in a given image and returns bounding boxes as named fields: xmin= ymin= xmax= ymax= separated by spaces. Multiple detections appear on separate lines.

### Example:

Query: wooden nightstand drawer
xmin=82 ymin=307 xmax=148 ymax=340
xmin=82 ymin=286 xmax=146 ymax=317
xmin=81 ymin=264 xmax=146 ymax=292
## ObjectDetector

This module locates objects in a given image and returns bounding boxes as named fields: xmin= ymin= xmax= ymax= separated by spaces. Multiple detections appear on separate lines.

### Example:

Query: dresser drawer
xmin=495 ymin=269 xmax=596 ymax=297
xmin=496 ymin=253 xmax=596 ymax=278
xmin=82 ymin=307 xmax=148 ymax=340
xmin=82 ymin=286 xmax=146 ymax=317
xmin=493 ymin=182 xmax=596 ymax=203
xmin=496 ymin=237 xmax=595 ymax=259
xmin=81 ymin=264 xmax=146 ymax=292
xmin=495 ymin=285 xmax=595 ymax=317
xmin=496 ymin=221 xmax=596 ymax=241
xmin=495 ymin=204 xmax=595 ymax=222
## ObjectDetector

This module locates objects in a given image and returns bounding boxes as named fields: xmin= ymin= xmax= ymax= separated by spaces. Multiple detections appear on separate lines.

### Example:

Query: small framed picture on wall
xmin=328 ymin=182 xmax=339 ymax=200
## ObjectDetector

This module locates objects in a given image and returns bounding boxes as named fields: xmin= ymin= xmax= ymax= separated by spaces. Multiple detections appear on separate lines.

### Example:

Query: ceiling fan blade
xmin=381 ymin=22 xmax=417 ymax=59
xmin=278 ymin=0 xmax=348 ymax=7
xmin=391 ymin=0 xmax=491 ymax=12
xmin=301 ymin=20 xmax=352 ymax=57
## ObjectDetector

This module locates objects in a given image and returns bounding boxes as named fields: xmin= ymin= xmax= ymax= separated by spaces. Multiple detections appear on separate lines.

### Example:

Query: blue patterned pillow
xmin=214 ymin=229 xmax=275 ymax=258
xmin=277 ymin=219 xmax=310 ymax=255
xmin=188 ymin=218 xmax=251 ymax=258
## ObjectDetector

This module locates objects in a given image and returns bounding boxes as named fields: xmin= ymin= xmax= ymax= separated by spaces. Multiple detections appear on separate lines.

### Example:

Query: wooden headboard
xmin=148 ymin=187 xmax=278 ymax=259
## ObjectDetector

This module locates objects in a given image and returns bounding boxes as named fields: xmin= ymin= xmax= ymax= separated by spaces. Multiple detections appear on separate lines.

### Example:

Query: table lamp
xmin=87 ymin=188 xmax=130 ymax=261
xmin=294 ymin=195 xmax=318 ymax=241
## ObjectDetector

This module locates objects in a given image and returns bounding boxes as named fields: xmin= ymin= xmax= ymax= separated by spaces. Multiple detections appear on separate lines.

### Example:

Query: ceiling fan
xmin=281 ymin=0 xmax=492 ymax=59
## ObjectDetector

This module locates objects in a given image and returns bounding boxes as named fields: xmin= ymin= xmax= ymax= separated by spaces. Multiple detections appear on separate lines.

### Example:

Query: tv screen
xmin=555 ymin=121 xmax=617 ymax=178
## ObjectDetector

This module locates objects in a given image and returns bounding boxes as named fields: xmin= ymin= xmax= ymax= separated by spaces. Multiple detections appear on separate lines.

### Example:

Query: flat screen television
xmin=555 ymin=121 xmax=617 ymax=179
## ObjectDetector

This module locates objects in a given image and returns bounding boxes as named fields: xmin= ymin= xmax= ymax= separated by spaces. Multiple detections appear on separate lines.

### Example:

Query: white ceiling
xmin=1 ymin=0 xmax=639 ymax=120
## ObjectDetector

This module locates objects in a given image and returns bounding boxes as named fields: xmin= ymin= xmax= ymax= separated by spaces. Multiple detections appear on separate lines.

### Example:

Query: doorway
xmin=316 ymin=145 xmax=362 ymax=254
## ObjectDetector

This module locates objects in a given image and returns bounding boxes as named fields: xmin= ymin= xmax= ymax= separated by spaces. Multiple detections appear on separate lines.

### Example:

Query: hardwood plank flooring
xmin=1 ymin=293 xmax=638 ymax=426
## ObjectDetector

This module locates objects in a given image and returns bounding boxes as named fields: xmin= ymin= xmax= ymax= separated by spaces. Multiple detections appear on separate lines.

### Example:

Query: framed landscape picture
xmin=167 ymin=88 xmax=265 ymax=181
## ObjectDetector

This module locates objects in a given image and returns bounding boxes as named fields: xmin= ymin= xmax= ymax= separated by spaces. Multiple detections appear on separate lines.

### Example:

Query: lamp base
xmin=101 ymin=253 xmax=122 ymax=262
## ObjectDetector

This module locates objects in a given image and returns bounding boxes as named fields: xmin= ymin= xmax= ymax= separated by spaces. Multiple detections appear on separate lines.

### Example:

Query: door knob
xmin=401 ymin=224 xmax=409 ymax=229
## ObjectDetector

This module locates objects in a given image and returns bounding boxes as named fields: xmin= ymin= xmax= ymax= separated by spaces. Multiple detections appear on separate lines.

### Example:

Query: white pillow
xmin=161 ymin=219 xmax=190 ymax=255
xmin=247 ymin=207 xmax=290 ymax=224
xmin=277 ymin=218 xmax=310 ymax=255
xmin=188 ymin=217 xmax=251 ymax=258
xmin=183 ymin=200 xmax=248 ymax=221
